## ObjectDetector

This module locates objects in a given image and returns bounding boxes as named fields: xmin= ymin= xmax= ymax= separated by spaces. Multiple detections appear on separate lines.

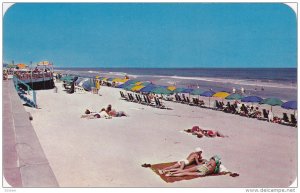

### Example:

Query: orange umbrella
xmin=17 ymin=63 xmax=27 ymax=69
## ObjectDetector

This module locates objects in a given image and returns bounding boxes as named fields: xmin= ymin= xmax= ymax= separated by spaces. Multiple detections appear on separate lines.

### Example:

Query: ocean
xmin=55 ymin=68 xmax=297 ymax=101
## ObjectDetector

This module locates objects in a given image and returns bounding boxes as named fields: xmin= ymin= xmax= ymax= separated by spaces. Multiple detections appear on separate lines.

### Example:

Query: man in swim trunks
xmin=165 ymin=155 xmax=221 ymax=177
xmin=158 ymin=147 xmax=205 ymax=174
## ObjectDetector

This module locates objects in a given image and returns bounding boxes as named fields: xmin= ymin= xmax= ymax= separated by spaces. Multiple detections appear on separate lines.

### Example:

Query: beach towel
xmin=144 ymin=162 xmax=238 ymax=183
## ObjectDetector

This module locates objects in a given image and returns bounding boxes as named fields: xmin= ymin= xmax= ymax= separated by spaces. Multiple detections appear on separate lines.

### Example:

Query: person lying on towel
xmin=158 ymin=147 xmax=205 ymax=175
xmin=81 ymin=108 xmax=112 ymax=119
xmin=186 ymin=126 xmax=228 ymax=138
xmin=165 ymin=155 xmax=222 ymax=177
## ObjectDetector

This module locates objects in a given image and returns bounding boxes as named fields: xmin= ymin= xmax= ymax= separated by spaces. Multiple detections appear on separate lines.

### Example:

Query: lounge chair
xmin=182 ymin=94 xmax=189 ymax=104
xmin=145 ymin=95 xmax=155 ymax=106
xmin=290 ymin=114 xmax=297 ymax=127
xmin=279 ymin=113 xmax=290 ymax=125
xmin=258 ymin=109 xmax=268 ymax=121
xmin=120 ymin=91 xmax=129 ymax=100
xmin=175 ymin=94 xmax=184 ymax=103
xmin=192 ymin=98 xmax=199 ymax=106
xmin=75 ymin=86 xmax=87 ymax=94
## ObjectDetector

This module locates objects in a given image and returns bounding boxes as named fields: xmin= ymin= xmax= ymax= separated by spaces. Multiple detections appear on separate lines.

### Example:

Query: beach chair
xmin=154 ymin=97 xmax=164 ymax=109
xmin=75 ymin=86 xmax=87 ymax=94
xmin=216 ymin=101 xmax=224 ymax=111
xmin=120 ymin=91 xmax=129 ymax=100
xmin=279 ymin=113 xmax=290 ymax=125
xmin=192 ymin=98 xmax=199 ymax=106
xmin=199 ymin=100 xmax=205 ymax=107
xmin=136 ymin=94 xmax=146 ymax=105
xmin=290 ymin=114 xmax=297 ymax=127
xmin=135 ymin=94 xmax=141 ymax=103
xmin=143 ymin=95 xmax=148 ymax=104
xmin=258 ymin=109 xmax=268 ymax=121
xmin=146 ymin=95 xmax=155 ymax=106
xmin=127 ymin=93 xmax=134 ymax=102
xmin=182 ymin=94 xmax=189 ymax=104
xmin=175 ymin=94 xmax=183 ymax=103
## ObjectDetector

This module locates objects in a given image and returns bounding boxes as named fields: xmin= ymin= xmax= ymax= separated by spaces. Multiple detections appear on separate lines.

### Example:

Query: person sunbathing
xmin=106 ymin=104 xmax=128 ymax=117
xmin=165 ymin=155 xmax=221 ymax=177
xmin=158 ymin=147 xmax=205 ymax=174
xmin=81 ymin=108 xmax=112 ymax=119
xmin=185 ymin=126 xmax=227 ymax=138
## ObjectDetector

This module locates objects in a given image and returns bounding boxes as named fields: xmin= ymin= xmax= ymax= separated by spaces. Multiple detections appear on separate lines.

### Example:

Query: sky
xmin=3 ymin=3 xmax=297 ymax=68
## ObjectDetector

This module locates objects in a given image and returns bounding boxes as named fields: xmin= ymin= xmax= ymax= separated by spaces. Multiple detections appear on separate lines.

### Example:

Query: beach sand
xmin=24 ymin=82 xmax=297 ymax=187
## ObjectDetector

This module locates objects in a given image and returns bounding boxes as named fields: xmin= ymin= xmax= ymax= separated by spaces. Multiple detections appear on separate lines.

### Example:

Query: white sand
xmin=25 ymin=82 xmax=297 ymax=187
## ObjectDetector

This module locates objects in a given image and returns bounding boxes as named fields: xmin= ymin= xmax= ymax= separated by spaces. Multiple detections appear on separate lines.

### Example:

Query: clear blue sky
xmin=3 ymin=3 xmax=297 ymax=68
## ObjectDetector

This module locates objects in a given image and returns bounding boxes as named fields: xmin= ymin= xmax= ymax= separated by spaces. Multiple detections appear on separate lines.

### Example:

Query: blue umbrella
xmin=241 ymin=96 xmax=263 ymax=103
xmin=281 ymin=101 xmax=297 ymax=110
xmin=117 ymin=80 xmax=139 ymax=88
xmin=190 ymin=89 xmax=205 ymax=95
xmin=200 ymin=91 xmax=215 ymax=97
xmin=139 ymin=84 xmax=158 ymax=93
xmin=200 ymin=90 xmax=216 ymax=108
xmin=181 ymin=88 xmax=194 ymax=93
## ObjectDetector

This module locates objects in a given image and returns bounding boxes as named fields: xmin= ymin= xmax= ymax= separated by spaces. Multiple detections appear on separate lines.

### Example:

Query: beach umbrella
xmin=124 ymin=84 xmax=138 ymax=91
xmin=17 ymin=63 xmax=27 ymax=69
xmin=200 ymin=91 xmax=216 ymax=97
xmin=61 ymin=75 xmax=75 ymax=82
xmin=134 ymin=81 xmax=143 ymax=86
xmin=260 ymin=97 xmax=284 ymax=111
xmin=139 ymin=81 xmax=152 ymax=86
xmin=225 ymin=93 xmax=244 ymax=100
xmin=151 ymin=86 xmax=174 ymax=95
xmin=200 ymin=91 xmax=216 ymax=108
xmin=190 ymin=89 xmax=205 ymax=95
xmin=81 ymin=78 xmax=94 ymax=91
xmin=131 ymin=85 xmax=145 ymax=92
xmin=281 ymin=101 xmax=297 ymax=110
xmin=139 ymin=84 xmax=158 ymax=93
xmin=112 ymin=77 xmax=128 ymax=83
xmin=167 ymin=85 xmax=176 ymax=91
xmin=7 ymin=64 xmax=15 ymax=68
xmin=181 ymin=88 xmax=194 ymax=93
xmin=213 ymin=92 xmax=230 ymax=99
xmin=117 ymin=80 xmax=140 ymax=88
xmin=173 ymin=87 xmax=186 ymax=93
xmin=241 ymin=96 xmax=263 ymax=103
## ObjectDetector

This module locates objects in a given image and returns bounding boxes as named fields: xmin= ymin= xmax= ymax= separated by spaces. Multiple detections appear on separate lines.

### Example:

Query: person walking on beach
xmin=158 ymin=147 xmax=205 ymax=174
xmin=165 ymin=155 xmax=221 ymax=177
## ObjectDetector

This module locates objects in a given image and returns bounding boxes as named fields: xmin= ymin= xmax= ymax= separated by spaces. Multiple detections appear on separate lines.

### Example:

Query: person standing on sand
xmin=158 ymin=147 xmax=205 ymax=174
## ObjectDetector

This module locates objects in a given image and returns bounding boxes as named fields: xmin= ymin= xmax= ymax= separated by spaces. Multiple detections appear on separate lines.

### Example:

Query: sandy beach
xmin=22 ymin=82 xmax=297 ymax=188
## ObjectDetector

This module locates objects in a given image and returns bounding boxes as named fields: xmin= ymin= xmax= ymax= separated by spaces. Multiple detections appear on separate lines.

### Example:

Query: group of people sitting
xmin=81 ymin=104 xmax=128 ymax=119
xmin=158 ymin=148 xmax=237 ymax=177
xmin=184 ymin=126 xmax=228 ymax=138
xmin=215 ymin=100 xmax=261 ymax=118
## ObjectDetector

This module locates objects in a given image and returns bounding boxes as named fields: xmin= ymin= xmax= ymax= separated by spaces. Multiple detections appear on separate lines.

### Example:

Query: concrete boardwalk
xmin=2 ymin=80 xmax=58 ymax=187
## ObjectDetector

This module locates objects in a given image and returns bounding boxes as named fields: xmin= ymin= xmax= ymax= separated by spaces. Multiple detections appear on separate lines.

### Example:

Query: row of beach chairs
xmin=120 ymin=91 xmax=171 ymax=110
xmin=213 ymin=100 xmax=297 ymax=127
xmin=172 ymin=94 xmax=205 ymax=107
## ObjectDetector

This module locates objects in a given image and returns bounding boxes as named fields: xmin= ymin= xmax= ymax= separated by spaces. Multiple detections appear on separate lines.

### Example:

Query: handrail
xmin=13 ymin=76 xmax=37 ymax=108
